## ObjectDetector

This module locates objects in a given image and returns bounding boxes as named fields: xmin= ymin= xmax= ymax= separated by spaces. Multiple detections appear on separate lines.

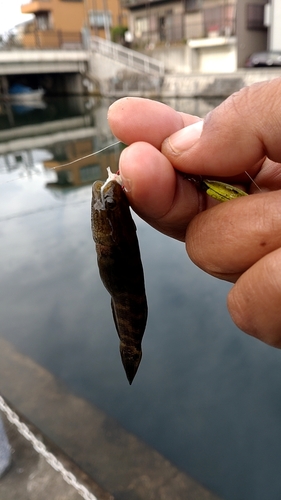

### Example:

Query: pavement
xmin=0 ymin=338 xmax=222 ymax=500
xmin=0 ymin=401 xmax=112 ymax=500
xmin=0 ymin=415 xmax=11 ymax=478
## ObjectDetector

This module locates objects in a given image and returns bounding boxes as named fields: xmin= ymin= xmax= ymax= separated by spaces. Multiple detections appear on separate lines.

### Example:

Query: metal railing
xmin=90 ymin=36 xmax=165 ymax=77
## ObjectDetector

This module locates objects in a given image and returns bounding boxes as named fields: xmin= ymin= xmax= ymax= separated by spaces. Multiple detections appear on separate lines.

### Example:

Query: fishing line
xmin=0 ymin=139 xmax=262 ymax=224
xmin=0 ymin=140 xmax=121 ymax=186
xmin=244 ymin=170 xmax=262 ymax=192
xmin=48 ymin=140 xmax=121 ymax=170
xmin=0 ymin=141 xmax=122 ymax=222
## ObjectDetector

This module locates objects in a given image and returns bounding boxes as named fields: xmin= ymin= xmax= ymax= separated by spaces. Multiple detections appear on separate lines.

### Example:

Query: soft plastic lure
xmin=190 ymin=177 xmax=248 ymax=202
xmin=91 ymin=168 xmax=147 ymax=384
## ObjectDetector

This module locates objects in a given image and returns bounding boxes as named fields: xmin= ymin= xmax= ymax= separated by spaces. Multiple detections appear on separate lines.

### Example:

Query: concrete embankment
xmin=0 ymin=338 xmax=221 ymax=500
xmin=161 ymin=68 xmax=281 ymax=97
xmin=97 ymin=68 xmax=281 ymax=99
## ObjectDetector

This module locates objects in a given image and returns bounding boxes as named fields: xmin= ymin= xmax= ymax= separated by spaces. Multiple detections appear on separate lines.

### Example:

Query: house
xmin=120 ymin=0 xmax=269 ymax=72
xmin=20 ymin=0 xmax=127 ymax=49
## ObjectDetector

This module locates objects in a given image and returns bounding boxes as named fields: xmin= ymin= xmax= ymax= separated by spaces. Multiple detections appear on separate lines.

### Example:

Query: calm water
xmin=1 ymin=96 xmax=281 ymax=500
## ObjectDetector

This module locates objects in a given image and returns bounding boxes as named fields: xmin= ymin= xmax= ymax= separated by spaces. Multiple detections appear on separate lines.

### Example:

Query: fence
xmin=91 ymin=36 xmax=165 ymax=77
xmin=22 ymin=30 xmax=83 ymax=50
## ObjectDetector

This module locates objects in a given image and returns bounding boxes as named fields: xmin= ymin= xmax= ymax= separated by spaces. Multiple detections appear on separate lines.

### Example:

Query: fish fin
xmin=111 ymin=298 xmax=120 ymax=338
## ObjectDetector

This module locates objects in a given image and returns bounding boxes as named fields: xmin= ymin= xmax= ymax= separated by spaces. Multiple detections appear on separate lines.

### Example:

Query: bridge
xmin=0 ymin=38 xmax=165 ymax=96
xmin=0 ymin=50 xmax=88 ymax=76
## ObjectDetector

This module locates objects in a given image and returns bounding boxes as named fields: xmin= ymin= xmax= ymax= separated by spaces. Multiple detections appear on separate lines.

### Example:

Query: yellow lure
xmin=200 ymin=179 xmax=248 ymax=202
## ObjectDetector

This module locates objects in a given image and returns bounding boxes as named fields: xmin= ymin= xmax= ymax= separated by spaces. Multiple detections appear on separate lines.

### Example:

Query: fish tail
xmin=111 ymin=298 xmax=146 ymax=384
xmin=119 ymin=343 xmax=142 ymax=385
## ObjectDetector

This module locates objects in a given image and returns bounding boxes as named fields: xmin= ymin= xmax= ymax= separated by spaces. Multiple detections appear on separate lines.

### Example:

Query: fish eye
xmin=105 ymin=196 xmax=117 ymax=209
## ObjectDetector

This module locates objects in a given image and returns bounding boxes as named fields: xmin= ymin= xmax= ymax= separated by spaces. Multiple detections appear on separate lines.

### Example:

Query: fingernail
xmin=121 ymin=175 xmax=132 ymax=193
xmin=168 ymin=121 xmax=203 ymax=153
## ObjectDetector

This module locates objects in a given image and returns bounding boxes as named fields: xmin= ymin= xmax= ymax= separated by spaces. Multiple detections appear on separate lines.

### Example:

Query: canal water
xmin=1 ymin=95 xmax=281 ymax=500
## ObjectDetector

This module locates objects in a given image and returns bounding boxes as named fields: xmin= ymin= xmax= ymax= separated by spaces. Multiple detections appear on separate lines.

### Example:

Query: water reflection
xmin=0 ymin=96 xmax=281 ymax=500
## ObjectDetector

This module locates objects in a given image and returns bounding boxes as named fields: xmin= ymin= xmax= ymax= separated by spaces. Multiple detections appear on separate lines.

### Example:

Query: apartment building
xmin=121 ymin=0 xmax=268 ymax=71
xmin=21 ymin=0 xmax=127 ymax=48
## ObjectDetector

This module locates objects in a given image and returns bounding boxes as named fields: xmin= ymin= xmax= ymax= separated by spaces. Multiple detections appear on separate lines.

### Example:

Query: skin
xmin=108 ymin=78 xmax=281 ymax=348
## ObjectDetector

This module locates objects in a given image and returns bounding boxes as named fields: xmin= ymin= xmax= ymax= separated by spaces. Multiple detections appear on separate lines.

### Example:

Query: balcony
xmin=21 ymin=0 xmax=52 ymax=14
xmin=22 ymin=30 xmax=82 ymax=49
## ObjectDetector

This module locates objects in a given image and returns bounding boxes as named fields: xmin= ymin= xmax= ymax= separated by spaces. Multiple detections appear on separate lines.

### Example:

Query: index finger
xmin=118 ymin=141 xmax=201 ymax=241
xmin=162 ymin=78 xmax=281 ymax=178
xmin=108 ymin=97 xmax=201 ymax=149
xmin=108 ymin=97 xmax=205 ymax=241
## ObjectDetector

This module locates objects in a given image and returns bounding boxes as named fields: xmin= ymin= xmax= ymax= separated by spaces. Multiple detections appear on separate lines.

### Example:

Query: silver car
xmin=245 ymin=51 xmax=281 ymax=67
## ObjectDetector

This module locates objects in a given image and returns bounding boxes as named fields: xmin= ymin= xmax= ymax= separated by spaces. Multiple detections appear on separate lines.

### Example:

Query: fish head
xmin=92 ymin=179 xmax=136 ymax=246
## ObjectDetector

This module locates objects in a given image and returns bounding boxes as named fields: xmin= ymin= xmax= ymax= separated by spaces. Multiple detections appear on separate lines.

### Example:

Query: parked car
xmin=245 ymin=51 xmax=281 ymax=67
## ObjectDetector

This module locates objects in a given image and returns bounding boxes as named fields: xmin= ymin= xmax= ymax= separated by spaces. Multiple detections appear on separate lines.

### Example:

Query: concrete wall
xmin=236 ymin=0 xmax=267 ymax=68
xmin=89 ymin=51 xmax=158 ymax=94
xmin=90 ymin=51 xmax=136 ymax=80
xmin=161 ymin=68 xmax=281 ymax=97
xmin=147 ymin=44 xmax=192 ymax=73
xmin=143 ymin=39 xmax=236 ymax=74
xmin=89 ymin=44 xmax=281 ymax=99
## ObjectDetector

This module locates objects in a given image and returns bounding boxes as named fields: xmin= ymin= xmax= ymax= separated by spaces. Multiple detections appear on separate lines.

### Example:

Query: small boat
xmin=7 ymin=84 xmax=45 ymax=103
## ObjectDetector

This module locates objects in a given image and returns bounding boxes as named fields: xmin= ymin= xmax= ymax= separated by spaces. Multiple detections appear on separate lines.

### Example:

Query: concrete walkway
xmin=0 ymin=408 xmax=110 ymax=500
xmin=0 ymin=338 xmax=221 ymax=500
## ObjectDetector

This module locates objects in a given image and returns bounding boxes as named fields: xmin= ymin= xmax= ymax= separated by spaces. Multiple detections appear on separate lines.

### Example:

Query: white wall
xmin=197 ymin=45 xmax=237 ymax=73
xmin=148 ymin=44 xmax=192 ymax=73
xmin=269 ymin=0 xmax=281 ymax=50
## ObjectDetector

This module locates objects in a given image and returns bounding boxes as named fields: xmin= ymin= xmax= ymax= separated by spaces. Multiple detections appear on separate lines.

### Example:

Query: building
xmin=266 ymin=0 xmax=281 ymax=51
xmin=120 ymin=0 xmax=269 ymax=72
xmin=20 ymin=0 xmax=127 ymax=49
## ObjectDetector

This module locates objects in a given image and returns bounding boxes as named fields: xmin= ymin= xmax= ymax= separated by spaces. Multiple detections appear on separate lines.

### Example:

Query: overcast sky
xmin=0 ymin=0 xmax=32 ymax=35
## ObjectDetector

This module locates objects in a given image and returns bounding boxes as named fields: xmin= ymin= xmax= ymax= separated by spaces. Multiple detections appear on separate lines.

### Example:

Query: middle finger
xmin=186 ymin=190 xmax=281 ymax=281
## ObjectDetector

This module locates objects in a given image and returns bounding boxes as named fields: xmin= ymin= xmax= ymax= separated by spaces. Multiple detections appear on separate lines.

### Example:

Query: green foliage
xmin=111 ymin=26 xmax=128 ymax=44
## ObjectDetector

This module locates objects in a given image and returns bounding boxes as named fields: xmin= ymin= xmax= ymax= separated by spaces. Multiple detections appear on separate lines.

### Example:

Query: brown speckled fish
xmin=91 ymin=168 xmax=148 ymax=384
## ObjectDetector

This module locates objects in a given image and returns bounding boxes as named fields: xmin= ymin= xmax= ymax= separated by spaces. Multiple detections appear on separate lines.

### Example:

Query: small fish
xmin=91 ymin=168 xmax=148 ymax=384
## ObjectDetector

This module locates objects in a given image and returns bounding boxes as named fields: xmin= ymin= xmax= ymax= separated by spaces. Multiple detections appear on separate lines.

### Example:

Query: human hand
xmin=108 ymin=78 xmax=281 ymax=347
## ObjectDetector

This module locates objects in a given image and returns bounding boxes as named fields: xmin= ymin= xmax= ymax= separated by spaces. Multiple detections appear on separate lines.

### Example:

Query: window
xmin=185 ymin=0 xmax=202 ymax=13
xmin=135 ymin=17 xmax=148 ymax=38
xmin=247 ymin=3 xmax=266 ymax=30
xmin=36 ymin=13 xmax=51 ymax=31
xmin=89 ymin=11 xmax=112 ymax=28
xmin=204 ymin=4 xmax=236 ymax=36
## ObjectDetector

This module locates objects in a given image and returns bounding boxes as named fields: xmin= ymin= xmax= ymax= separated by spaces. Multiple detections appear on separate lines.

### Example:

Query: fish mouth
xmin=92 ymin=179 xmax=119 ymax=209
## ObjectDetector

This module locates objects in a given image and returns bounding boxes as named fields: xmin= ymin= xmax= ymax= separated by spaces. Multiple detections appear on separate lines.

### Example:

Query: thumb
xmin=161 ymin=78 xmax=281 ymax=178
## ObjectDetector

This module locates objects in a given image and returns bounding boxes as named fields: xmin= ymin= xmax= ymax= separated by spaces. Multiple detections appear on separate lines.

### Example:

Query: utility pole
xmin=102 ymin=0 xmax=111 ymax=41
xmin=83 ymin=0 xmax=91 ymax=49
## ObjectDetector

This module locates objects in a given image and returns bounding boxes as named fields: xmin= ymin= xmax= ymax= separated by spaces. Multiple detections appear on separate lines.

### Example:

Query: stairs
xmin=90 ymin=36 xmax=165 ymax=78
